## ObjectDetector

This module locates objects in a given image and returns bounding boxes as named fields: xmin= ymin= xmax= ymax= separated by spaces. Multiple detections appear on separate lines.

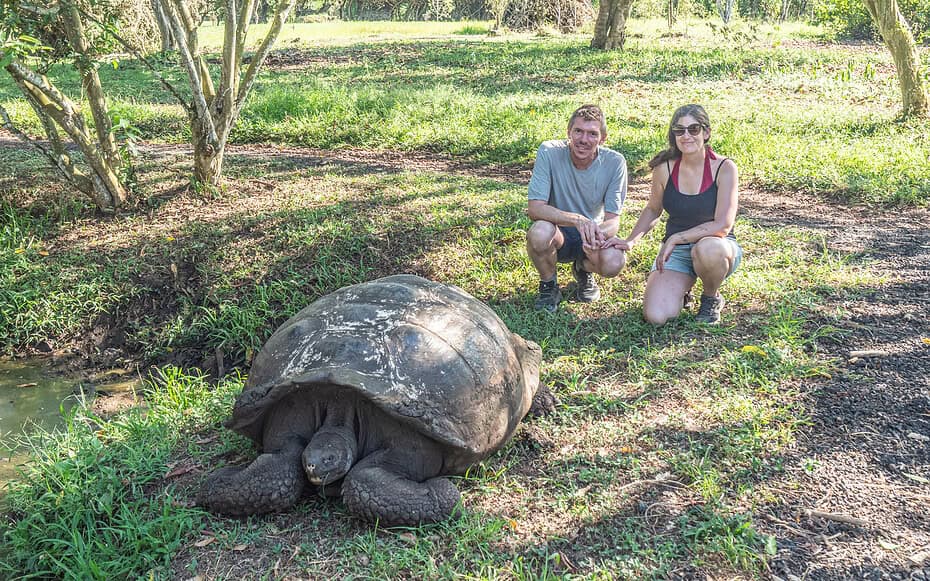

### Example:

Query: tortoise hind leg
xmin=341 ymin=451 xmax=461 ymax=526
xmin=198 ymin=439 xmax=307 ymax=515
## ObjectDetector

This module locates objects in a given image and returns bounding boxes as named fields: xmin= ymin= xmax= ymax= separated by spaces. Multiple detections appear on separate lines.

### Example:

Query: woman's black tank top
xmin=662 ymin=158 xmax=736 ymax=242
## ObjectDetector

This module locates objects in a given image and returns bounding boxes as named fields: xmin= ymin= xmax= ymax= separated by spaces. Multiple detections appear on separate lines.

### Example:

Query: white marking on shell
xmin=280 ymin=332 xmax=324 ymax=377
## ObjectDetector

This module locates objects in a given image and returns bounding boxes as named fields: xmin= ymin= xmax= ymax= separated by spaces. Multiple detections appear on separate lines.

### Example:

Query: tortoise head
xmin=302 ymin=426 xmax=358 ymax=486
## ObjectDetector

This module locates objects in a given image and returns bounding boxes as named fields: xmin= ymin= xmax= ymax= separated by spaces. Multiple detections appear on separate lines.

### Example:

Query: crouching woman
xmin=604 ymin=104 xmax=743 ymax=325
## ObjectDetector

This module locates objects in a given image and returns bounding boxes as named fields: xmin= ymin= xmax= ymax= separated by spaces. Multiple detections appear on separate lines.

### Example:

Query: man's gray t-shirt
xmin=527 ymin=140 xmax=627 ymax=222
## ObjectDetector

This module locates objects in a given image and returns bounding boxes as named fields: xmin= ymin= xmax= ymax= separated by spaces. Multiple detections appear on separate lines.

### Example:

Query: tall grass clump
xmin=0 ymin=368 xmax=236 ymax=578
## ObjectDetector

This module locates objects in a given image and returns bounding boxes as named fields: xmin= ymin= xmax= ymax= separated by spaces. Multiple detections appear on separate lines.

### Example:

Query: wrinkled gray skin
xmin=200 ymin=388 xmax=460 ymax=525
xmin=198 ymin=274 xmax=544 ymax=526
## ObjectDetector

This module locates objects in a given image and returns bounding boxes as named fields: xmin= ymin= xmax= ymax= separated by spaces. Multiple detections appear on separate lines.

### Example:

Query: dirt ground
xmin=4 ymin=138 xmax=929 ymax=579
xmin=737 ymin=191 xmax=930 ymax=581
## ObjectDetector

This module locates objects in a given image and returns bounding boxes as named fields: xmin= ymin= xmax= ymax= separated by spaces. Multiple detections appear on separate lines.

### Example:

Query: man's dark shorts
xmin=556 ymin=226 xmax=586 ymax=263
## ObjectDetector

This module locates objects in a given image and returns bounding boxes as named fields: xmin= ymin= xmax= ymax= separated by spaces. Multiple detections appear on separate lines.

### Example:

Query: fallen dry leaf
xmin=232 ymin=544 xmax=248 ymax=552
xmin=165 ymin=464 xmax=197 ymax=479
xmin=195 ymin=435 xmax=217 ymax=445
xmin=193 ymin=536 xmax=215 ymax=548
xmin=573 ymin=485 xmax=592 ymax=497
xmin=16 ymin=383 xmax=38 ymax=388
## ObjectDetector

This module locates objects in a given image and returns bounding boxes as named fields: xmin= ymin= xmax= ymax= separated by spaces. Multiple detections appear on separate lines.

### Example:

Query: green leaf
xmin=765 ymin=535 xmax=777 ymax=556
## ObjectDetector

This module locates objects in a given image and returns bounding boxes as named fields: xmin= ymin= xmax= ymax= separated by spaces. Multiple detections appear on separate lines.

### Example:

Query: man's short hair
xmin=567 ymin=104 xmax=607 ymax=136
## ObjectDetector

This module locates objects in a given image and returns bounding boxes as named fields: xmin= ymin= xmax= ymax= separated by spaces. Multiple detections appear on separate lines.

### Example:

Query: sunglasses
xmin=671 ymin=123 xmax=705 ymax=137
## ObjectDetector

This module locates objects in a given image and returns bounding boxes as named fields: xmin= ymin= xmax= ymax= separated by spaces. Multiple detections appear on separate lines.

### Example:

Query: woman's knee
xmin=692 ymin=237 xmax=730 ymax=262
xmin=642 ymin=298 xmax=677 ymax=326
xmin=643 ymin=307 xmax=671 ymax=326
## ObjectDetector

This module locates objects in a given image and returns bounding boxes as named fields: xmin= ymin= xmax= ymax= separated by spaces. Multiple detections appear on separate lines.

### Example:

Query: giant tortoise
xmin=198 ymin=274 xmax=545 ymax=525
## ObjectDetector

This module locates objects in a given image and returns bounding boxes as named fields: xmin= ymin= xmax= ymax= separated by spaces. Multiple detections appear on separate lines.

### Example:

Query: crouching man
xmin=526 ymin=104 xmax=628 ymax=312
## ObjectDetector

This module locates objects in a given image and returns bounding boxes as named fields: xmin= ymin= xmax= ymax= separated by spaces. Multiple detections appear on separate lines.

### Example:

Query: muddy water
xmin=0 ymin=359 xmax=139 ymax=496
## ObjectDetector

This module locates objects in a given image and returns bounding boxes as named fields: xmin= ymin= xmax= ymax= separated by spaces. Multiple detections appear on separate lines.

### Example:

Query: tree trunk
xmin=155 ymin=0 xmax=296 ymax=187
xmin=4 ymin=60 xmax=126 ymax=210
xmin=190 ymin=109 xmax=232 ymax=187
xmin=716 ymin=0 xmax=734 ymax=22
xmin=668 ymin=0 xmax=678 ymax=28
xmin=862 ymin=0 xmax=929 ymax=117
xmin=779 ymin=0 xmax=791 ymax=22
xmin=61 ymin=5 xmax=122 ymax=172
xmin=590 ymin=0 xmax=634 ymax=50
xmin=192 ymin=131 xmax=225 ymax=187
xmin=151 ymin=0 xmax=177 ymax=51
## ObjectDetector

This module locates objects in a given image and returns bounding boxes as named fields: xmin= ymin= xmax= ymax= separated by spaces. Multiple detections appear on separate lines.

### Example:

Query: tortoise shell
xmin=227 ymin=274 xmax=542 ymax=471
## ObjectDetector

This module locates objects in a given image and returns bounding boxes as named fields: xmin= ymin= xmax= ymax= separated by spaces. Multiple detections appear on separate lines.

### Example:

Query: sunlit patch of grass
xmin=680 ymin=506 xmax=777 ymax=571
xmin=4 ymin=21 xmax=924 ymax=205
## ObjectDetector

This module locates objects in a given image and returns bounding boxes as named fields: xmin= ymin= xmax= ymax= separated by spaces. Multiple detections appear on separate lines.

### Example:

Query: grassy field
xmin=1 ymin=19 xmax=928 ymax=205
xmin=0 ymin=17 xmax=921 ymax=580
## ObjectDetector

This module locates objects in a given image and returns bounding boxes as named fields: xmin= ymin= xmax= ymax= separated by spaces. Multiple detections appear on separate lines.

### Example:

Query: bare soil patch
xmin=738 ymin=192 xmax=930 ymax=580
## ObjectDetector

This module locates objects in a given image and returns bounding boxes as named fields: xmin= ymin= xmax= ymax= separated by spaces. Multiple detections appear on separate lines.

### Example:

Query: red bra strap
xmin=670 ymin=146 xmax=717 ymax=192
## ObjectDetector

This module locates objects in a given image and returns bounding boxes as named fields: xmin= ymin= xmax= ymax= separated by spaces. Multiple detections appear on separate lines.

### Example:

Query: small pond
xmin=0 ymin=358 xmax=140 ymax=497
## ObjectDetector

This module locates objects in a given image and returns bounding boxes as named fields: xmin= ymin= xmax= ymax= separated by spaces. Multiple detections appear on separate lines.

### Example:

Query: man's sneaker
xmin=534 ymin=279 xmax=562 ymax=312
xmin=695 ymin=294 xmax=725 ymax=324
xmin=572 ymin=259 xmax=600 ymax=302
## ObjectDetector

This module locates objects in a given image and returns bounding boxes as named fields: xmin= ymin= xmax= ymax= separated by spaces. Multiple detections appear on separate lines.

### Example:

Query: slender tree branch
xmin=7 ymin=60 xmax=121 ymax=207
xmin=162 ymin=0 xmax=219 ymax=146
xmin=218 ymin=0 xmax=240 ymax=126
xmin=68 ymin=2 xmax=190 ymax=108
xmin=0 ymin=103 xmax=74 ymax=183
xmin=60 ymin=3 xmax=119 ymax=167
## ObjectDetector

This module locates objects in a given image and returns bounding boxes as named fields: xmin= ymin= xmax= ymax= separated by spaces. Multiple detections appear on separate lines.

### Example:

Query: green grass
xmin=1 ymin=18 xmax=928 ymax=205
xmin=0 ymin=17 xmax=908 ymax=580
xmin=0 ymin=143 xmax=882 ymax=577
xmin=0 ymin=367 xmax=227 ymax=578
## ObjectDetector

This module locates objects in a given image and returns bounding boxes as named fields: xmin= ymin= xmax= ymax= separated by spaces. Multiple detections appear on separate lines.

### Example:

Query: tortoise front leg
xmin=341 ymin=451 xmax=461 ymax=526
xmin=198 ymin=439 xmax=306 ymax=516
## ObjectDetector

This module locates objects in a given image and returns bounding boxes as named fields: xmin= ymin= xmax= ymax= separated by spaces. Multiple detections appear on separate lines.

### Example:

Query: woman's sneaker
xmin=572 ymin=259 xmax=600 ymax=302
xmin=696 ymin=294 xmax=724 ymax=324
xmin=682 ymin=291 xmax=694 ymax=310
xmin=534 ymin=279 xmax=563 ymax=312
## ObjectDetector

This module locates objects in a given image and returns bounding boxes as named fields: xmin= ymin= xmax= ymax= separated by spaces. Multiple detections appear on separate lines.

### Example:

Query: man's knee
xmin=596 ymin=249 xmax=626 ymax=278
xmin=527 ymin=220 xmax=558 ymax=251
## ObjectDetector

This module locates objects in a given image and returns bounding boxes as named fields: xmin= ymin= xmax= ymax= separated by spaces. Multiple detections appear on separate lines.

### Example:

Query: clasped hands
xmin=600 ymin=232 xmax=683 ymax=272
xmin=580 ymin=220 xmax=633 ymax=253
